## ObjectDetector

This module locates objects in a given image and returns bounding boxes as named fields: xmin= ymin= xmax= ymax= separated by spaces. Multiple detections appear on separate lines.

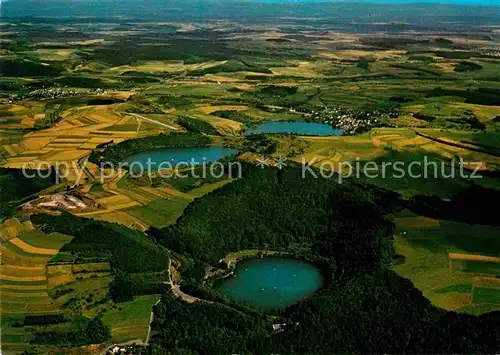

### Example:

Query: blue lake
xmin=123 ymin=146 xmax=238 ymax=168
xmin=243 ymin=121 xmax=343 ymax=136
xmin=217 ymin=257 xmax=324 ymax=310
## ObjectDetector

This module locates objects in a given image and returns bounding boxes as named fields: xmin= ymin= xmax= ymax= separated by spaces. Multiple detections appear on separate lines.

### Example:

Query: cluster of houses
xmin=7 ymin=87 xmax=110 ymax=103
xmin=304 ymin=106 xmax=391 ymax=135
xmin=481 ymin=50 xmax=500 ymax=58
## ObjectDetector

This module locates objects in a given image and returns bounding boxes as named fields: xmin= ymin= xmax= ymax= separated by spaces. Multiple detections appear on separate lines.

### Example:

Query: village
xmin=302 ymin=106 xmax=390 ymax=134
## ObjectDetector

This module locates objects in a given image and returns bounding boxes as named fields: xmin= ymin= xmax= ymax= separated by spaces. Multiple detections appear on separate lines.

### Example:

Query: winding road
xmin=99 ymin=258 xmax=203 ymax=354
xmin=165 ymin=257 xmax=201 ymax=303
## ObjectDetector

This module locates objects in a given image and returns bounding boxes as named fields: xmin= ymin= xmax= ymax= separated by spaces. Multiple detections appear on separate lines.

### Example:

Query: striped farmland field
xmin=0 ymin=218 xmax=74 ymax=317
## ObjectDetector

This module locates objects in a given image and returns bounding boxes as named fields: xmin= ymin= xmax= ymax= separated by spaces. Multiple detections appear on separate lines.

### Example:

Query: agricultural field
xmin=0 ymin=218 xmax=67 ymax=352
xmin=101 ymin=295 xmax=160 ymax=343
xmin=0 ymin=215 xmax=165 ymax=353
xmin=393 ymin=212 xmax=500 ymax=314
xmin=1 ymin=104 xmax=178 ymax=177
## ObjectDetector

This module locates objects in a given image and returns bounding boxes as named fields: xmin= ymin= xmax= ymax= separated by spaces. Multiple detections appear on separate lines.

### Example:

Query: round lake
xmin=243 ymin=121 xmax=343 ymax=136
xmin=217 ymin=257 xmax=324 ymax=310
xmin=123 ymin=146 xmax=238 ymax=167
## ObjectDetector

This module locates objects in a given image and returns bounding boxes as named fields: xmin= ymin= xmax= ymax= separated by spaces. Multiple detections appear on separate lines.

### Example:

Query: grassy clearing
xmin=101 ymin=295 xmax=160 ymax=343
xmin=96 ymin=194 xmax=140 ymax=210
xmin=451 ymin=260 xmax=500 ymax=277
xmin=124 ymin=197 xmax=191 ymax=227
xmin=86 ymin=210 xmax=149 ymax=231
xmin=472 ymin=287 xmax=500 ymax=304
xmin=18 ymin=230 xmax=73 ymax=250
xmin=189 ymin=179 xmax=234 ymax=198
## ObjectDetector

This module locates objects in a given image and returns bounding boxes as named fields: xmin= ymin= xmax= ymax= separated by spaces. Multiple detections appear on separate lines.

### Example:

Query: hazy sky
xmin=257 ymin=0 xmax=498 ymax=4
xmin=1 ymin=0 xmax=499 ymax=4
xmin=1 ymin=0 xmax=498 ymax=19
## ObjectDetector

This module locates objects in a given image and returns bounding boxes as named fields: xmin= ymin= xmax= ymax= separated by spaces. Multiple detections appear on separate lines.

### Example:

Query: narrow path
xmin=126 ymin=112 xmax=178 ymax=131
xmin=144 ymin=258 xmax=202 ymax=349
xmin=78 ymin=154 xmax=95 ymax=181
xmin=165 ymin=257 xmax=202 ymax=303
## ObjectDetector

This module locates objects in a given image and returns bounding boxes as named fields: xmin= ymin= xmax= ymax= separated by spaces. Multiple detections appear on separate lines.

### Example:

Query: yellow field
xmin=395 ymin=216 xmax=441 ymax=229
xmin=448 ymin=103 xmax=500 ymax=120
xmin=181 ymin=110 xmax=243 ymax=135
xmin=96 ymin=194 xmax=140 ymax=210
xmin=1 ymin=104 xmax=170 ymax=182
xmin=1 ymin=291 xmax=48 ymax=298
xmin=47 ymin=264 xmax=73 ymax=276
xmin=198 ymin=105 xmax=249 ymax=114
xmin=0 ymin=218 xmax=74 ymax=315
xmin=10 ymin=238 xmax=59 ymax=255
xmin=3 ymin=144 xmax=26 ymax=156
xmin=448 ymin=253 xmax=500 ymax=263
xmin=69 ymin=39 xmax=105 ymax=46
xmin=33 ymin=48 xmax=77 ymax=61
xmin=47 ymin=274 xmax=75 ymax=287
xmin=0 ymin=218 xmax=26 ymax=240
xmin=390 ymin=137 xmax=429 ymax=148
xmin=0 ymin=273 xmax=47 ymax=282
xmin=1 ymin=264 xmax=45 ymax=275
xmin=0 ymin=245 xmax=51 ymax=266
xmin=0 ymin=284 xmax=47 ymax=291
xmin=270 ymin=61 xmax=330 ymax=78
xmin=109 ymin=60 xmax=226 ymax=73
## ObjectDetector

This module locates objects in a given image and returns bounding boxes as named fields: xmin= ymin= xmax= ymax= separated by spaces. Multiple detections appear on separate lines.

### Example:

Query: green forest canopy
xmin=148 ymin=165 xmax=499 ymax=354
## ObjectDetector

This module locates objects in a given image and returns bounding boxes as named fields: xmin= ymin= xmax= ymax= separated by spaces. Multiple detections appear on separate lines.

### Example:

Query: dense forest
xmin=148 ymin=295 xmax=270 ymax=355
xmin=157 ymin=165 xmax=398 ymax=269
xmin=89 ymin=132 xmax=211 ymax=166
xmin=31 ymin=316 xmax=111 ymax=347
xmin=0 ymin=167 xmax=56 ymax=220
xmin=31 ymin=212 xmax=168 ymax=273
xmin=177 ymin=116 xmax=219 ymax=135
xmin=410 ymin=184 xmax=500 ymax=228
xmin=147 ymin=165 xmax=500 ymax=354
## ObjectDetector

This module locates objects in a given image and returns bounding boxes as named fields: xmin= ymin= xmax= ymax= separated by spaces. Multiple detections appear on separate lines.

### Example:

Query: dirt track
xmin=448 ymin=253 xmax=500 ymax=263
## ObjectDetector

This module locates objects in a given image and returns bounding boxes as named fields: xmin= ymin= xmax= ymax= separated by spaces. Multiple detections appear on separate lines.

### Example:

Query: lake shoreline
xmin=243 ymin=121 xmax=344 ymax=136
xmin=202 ymin=249 xmax=333 ymax=310
xmin=214 ymin=254 xmax=326 ymax=310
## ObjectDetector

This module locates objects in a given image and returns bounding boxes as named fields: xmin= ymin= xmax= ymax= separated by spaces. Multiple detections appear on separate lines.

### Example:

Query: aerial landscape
xmin=0 ymin=0 xmax=499 ymax=353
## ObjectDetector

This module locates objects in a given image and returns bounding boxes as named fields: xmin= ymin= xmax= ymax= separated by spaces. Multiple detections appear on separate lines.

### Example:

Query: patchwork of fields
xmin=393 ymin=213 xmax=500 ymax=314
xmin=0 ymin=103 xmax=180 ymax=177
xmin=0 ymin=217 xmax=163 ymax=353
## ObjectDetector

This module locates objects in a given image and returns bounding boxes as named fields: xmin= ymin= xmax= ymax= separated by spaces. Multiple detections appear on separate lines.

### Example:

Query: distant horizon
xmin=1 ymin=0 xmax=498 ymax=20
xmin=253 ymin=0 xmax=498 ymax=3
xmin=0 ymin=0 xmax=499 ymax=5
